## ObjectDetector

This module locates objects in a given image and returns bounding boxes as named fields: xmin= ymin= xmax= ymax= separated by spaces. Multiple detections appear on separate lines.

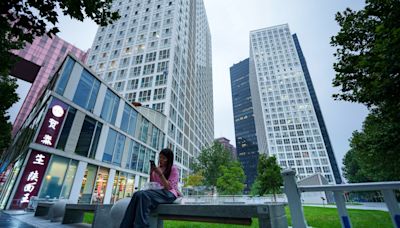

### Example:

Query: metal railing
xmin=282 ymin=169 xmax=400 ymax=228
xmin=182 ymin=194 xmax=287 ymax=204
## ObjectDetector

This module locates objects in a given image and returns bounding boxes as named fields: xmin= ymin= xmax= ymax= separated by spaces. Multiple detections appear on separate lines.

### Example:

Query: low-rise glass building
xmin=0 ymin=54 xmax=167 ymax=209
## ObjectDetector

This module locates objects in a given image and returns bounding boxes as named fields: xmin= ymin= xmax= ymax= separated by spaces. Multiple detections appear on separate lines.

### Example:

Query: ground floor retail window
xmin=39 ymin=156 xmax=78 ymax=199
xmin=111 ymin=171 xmax=135 ymax=203
xmin=91 ymin=167 xmax=109 ymax=204
xmin=78 ymin=164 xmax=98 ymax=204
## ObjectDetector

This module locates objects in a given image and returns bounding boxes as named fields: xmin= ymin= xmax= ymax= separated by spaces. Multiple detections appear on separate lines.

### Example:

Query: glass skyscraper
xmin=230 ymin=58 xmax=259 ymax=192
xmin=249 ymin=24 xmax=341 ymax=184
xmin=86 ymin=0 xmax=214 ymax=178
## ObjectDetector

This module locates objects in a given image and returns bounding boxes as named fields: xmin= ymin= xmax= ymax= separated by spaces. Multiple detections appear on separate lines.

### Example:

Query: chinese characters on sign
xmin=35 ymin=98 xmax=68 ymax=148
xmin=11 ymin=151 xmax=50 ymax=209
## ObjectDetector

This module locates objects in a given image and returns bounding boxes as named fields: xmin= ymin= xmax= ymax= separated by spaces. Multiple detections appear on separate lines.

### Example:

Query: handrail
xmin=298 ymin=181 xmax=400 ymax=192
xmin=282 ymin=169 xmax=400 ymax=228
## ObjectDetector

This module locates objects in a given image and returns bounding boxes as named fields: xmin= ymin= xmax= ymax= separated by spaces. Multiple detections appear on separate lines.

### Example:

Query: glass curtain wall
xmin=78 ymin=164 xmax=98 ymax=204
xmin=39 ymin=156 xmax=78 ymax=199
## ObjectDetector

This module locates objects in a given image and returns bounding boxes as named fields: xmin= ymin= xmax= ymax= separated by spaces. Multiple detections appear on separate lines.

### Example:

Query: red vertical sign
xmin=35 ymin=98 xmax=68 ymax=147
xmin=11 ymin=150 xmax=51 ymax=209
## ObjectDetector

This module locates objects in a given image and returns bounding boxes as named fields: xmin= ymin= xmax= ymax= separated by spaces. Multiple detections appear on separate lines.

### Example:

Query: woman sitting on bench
xmin=120 ymin=148 xmax=181 ymax=228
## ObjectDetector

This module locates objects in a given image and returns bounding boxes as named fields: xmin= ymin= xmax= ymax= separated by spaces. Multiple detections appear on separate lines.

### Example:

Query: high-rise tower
xmin=249 ymin=24 xmax=341 ymax=184
xmin=86 ymin=0 xmax=214 ymax=178
xmin=230 ymin=58 xmax=259 ymax=192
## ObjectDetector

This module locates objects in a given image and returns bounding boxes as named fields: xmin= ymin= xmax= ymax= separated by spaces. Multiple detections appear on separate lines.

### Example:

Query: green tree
xmin=0 ymin=0 xmax=120 ymax=153
xmin=216 ymin=161 xmax=246 ymax=195
xmin=192 ymin=141 xmax=232 ymax=192
xmin=342 ymin=148 xmax=371 ymax=183
xmin=343 ymin=112 xmax=400 ymax=182
xmin=250 ymin=179 xmax=261 ymax=196
xmin=0 ymin=76 xmax=19 ymax=155
xmin=183 ymin=172 xmax=204 ymax=187
xmin=331 ymin=0 xmax=400 ymax=183
xmin=254 ymin=154 xmax=282 ymax=201
xmin=330 ymin=0 xmax=400 ymax=117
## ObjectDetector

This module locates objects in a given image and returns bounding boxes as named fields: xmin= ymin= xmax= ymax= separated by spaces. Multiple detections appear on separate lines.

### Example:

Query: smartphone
xmin=149 ymin=160 xmax=156 ymax=167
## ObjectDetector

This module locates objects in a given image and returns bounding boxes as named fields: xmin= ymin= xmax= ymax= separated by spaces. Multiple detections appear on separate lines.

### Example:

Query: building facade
xmin=229 ymin=58 xmax=259 ymax=192
xmin=85 ymin=0 xmax=214 ymax=179
xmin=215 ymin=137 xmax=237 ymax=160
xmin=12 ymin=35 xmax=87 ymax=136
xmin=0 ymin=55 xmax=166 ymax=209
xmin=249 ymin=24 xmax=341 ymax=184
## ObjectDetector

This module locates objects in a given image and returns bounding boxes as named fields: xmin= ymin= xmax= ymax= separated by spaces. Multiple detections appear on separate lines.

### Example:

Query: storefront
xmin=0 ymin=55 xmax=166 ymax=209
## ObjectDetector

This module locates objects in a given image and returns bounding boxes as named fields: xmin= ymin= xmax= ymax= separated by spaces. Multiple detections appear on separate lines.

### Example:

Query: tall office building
xmin=86 ymin=0 xmax=214 ymax=178
xmin=249 ymin=24 xmax=341 ymax=184
xmin=230 ymin=58 xmax=259 ymax=192
xmin=12 ymin=35 xmax=87 ymax=136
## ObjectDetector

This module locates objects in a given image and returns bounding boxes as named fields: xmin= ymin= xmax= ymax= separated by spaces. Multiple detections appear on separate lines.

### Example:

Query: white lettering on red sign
xmin=33 ymin=154 xmax=45 ymax=165
xmin=21 ymin=193 xmax=30 ymax=204
xmin=40 ymin=134 xmax=53 ymax=146
xmin=26 ymin=170 xmax=39 ymax=182
xmin=48 ymin=118 xmax=59 ymax=130
xmin=23 ymin=182 xmax=36 ymax=193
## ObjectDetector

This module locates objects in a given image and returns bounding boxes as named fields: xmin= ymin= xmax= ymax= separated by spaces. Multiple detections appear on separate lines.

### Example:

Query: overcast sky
xmin=9 ymin=0 xmax=368 ymax=171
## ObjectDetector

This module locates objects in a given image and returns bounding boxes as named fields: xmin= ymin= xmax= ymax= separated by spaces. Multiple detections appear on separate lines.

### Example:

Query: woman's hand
xmin=154 ymin=167 xmax=163 ymax=176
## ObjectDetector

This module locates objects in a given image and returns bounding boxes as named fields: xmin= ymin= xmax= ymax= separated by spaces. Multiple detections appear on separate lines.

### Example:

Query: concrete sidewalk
xmin=1 ymin=211 xmax=90 ymax=228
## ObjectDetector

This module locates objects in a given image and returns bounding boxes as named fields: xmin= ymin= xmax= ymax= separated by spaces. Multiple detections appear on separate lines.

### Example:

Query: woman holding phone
xmin=120 ymin=148 xmax=181 ymax=228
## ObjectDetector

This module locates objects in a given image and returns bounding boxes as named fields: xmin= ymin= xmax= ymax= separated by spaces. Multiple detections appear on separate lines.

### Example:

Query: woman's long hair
xmin=160 ymin=148 xmax=174 ymax=179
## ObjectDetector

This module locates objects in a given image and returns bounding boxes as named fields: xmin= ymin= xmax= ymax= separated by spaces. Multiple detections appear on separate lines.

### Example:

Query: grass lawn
xmin=82 ymin=206 xmax=392 ymax=227
xmin=163 ymin=206 xmax=392 ymax=228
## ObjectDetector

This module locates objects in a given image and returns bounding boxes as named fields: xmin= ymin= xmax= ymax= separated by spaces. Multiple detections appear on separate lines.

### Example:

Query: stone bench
xmin=34 ymin=202 xmax=54 ymax=217
xmin=62 ymin=203 xmax=113 ymax=227
xmin=108 ymin=198 xmax=288 ymax=228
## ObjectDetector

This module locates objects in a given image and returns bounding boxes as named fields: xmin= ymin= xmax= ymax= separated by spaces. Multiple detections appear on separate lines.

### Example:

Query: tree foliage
xmin=0 ymin=76 xmax=19 ymax=154
xmin=182 ymin=172 xmax=204 ymax=187
xmin=192 ymin=141 xmax=232 ymax=189
xmin=254 ymin=154 xmax=282 ymax=197
xmin=330 ymin=0 xmax=400 ymax=117
xmin=332 ymin=0 xmax=400 ymax=182
xmin=0 ymin=0 xmax=120 ymax=75
xmin=343 ymin=111 xmax=400 ymax=182
xmin=216 ymin=161 xmax=246 ymax=195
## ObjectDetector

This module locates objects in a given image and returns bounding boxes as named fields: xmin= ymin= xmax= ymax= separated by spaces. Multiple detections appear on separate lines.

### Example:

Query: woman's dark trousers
xmin=120 ymin=189 xmax=176 ymax=228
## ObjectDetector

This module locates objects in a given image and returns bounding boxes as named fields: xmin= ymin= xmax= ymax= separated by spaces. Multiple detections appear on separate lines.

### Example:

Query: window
xmin=138 ymin=90 xmax=151 ymax=102
xmin=103 ymin=129 xmax=126 ymax=165
xmin=140 ymin=76 xmax=153 ymax=88
xmin=56 ymin=108 xmax=77 ymax=150
xmin=101 ymin=89 xmax=120 ymax=124
xmin=153 ymin=88 xmax=166 ymax=100
xmin=145 ymin=52 xmax=157 ymax=62
xmin=56 ymin=57 xmax=75 ymax=95
xmin=127 ymin=79 xmax=139 ymax=90
xmin=139 ymin=118 xmax=149 ymax=143
xmin=152 ymin=102 xmax=165 ymax=112
xmin=75 ymin=116 xmax=102 ymax=158
xmin=143 ymin=64 xmax=155 ymax=75
xmin=125 ymin=92 xmax=136 ymax=102
xmin=130 ymin=66 xmax=141 ymax=77
xmin=39 ymin=156 xmax=78 ymax=199
xmin=73 ymin=70 xmax=100 ymax=112
xmin=121 ymin=104 xmax=138 ymax=136
xmin=155 ymin=73 xmax=167 ymax=86
xmin=157 ymin=61 xmax=169 ymax=73
xmin=114 ymin=81 xmax=125 ymax=92
xmin=159 ymin=49 xmax=170 ymax=60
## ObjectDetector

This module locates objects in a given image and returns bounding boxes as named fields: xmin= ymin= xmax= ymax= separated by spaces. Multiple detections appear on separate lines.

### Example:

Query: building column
xmin=68 ymin=161 xmax=87 ymax=203
xmin=103 ymin=169 xmax=116 ymax=204
xmin=134 ymin=174 xmax=140 ymax=191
